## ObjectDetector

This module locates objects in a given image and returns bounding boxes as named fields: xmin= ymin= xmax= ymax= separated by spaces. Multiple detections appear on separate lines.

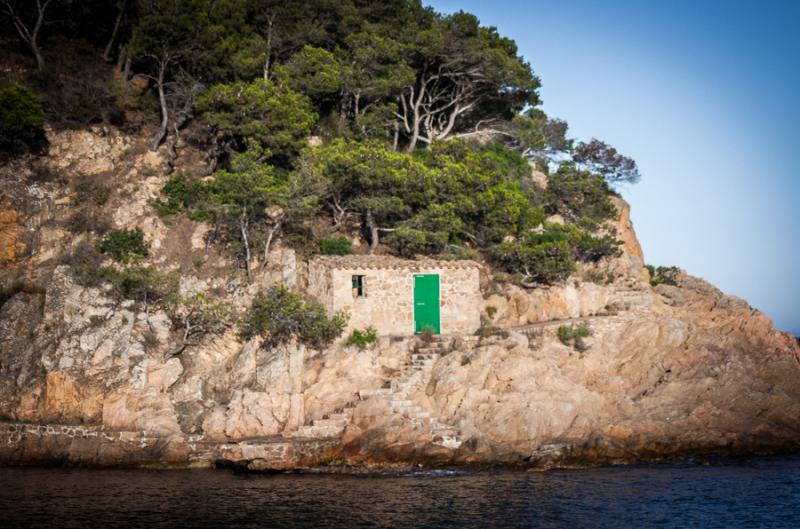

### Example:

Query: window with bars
xmin=352 ymin=275 xmax=365 ymax=297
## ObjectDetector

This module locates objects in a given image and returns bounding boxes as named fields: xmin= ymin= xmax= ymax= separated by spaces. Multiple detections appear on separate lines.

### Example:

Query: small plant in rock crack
xmin=558 ymin=324 xmax=591 ymax=352
xmin=345 ymin=326 xmax=378 ymax=350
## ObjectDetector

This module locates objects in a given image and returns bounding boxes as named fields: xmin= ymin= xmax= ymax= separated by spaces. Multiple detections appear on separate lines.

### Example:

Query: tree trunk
xmin=4 ymin=0 xmax=51 ymax=70
xmin=103 ymin=1 xmax=125 ymax=61
xmin=240 ymin=209 xmax=252 ymax=282
xmin=31 ymin=44 xmax=44 ymax=70
xmin=366 ymin=209 xmax=379 ymax=255
xmin=392 ymin=121 xmax=399 ymax=151
xmin=150 ymin=60 xmax=168 ymax=151
xmin=262 ymin=14 xmax=274 ymax=80
xmin=121 ymin=55 xmax=131 ymax=85
xmin=258 ymin=221 xmax=280 ymax=273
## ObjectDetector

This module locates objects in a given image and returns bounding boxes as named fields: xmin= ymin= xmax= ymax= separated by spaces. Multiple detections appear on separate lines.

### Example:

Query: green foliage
xmin=558 ymin=324 xmax=590 ymax=351
xmin=574 ymin=139 xmax=641 ymax=185
xmin=647 ymin=265 xmax=680 ymax=287
xmin=318 ymin=236 xmax=351 ymax=256
xmin=490 ymin=237 xmax=575 ymax=286
xmin=102 ymin=264 xmax=179 ymax=308
xmin=88 ymin=315 xmax=105 ymax=327
xmin=242 ymin=286 xmax=347 ymax=350
xmin=419 ymin=325 xmax=435 ymax=343
xmin=544 ymin=164 xmax=618 ymax=225
xmin=280 ymin=45 xmax=342 ymax=101
xmin=198 ymin=79 xmax=317 ymax=164
xmin=507 ymin=108 xmax=572 ymax=163
xmin=169 ymin=292 xmax=233 ymax=355
xmin=152 ymin=172 xmax=204 ymax=216
xmin=97 ymin=228 xmax=149 ymax=263
xmin=345 ymin=326 xmax=378 ymax=350
xmin=0 ymin=84 xmax=46 ymax=157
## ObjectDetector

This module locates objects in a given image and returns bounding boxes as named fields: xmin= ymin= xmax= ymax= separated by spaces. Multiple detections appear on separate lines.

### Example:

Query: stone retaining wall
xmin=0 ymin=421 xmax=340 ymax=470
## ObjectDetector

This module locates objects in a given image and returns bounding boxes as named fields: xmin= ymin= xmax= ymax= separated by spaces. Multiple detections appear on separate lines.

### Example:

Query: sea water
xmin=1 ymin=456 xmax=798 ymax=528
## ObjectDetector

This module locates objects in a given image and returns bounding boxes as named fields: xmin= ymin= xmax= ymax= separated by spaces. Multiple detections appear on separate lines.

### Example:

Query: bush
xmin=242 ymin=286 xmax=347 ymax=350
xmin=152 ymin=172 xmax=204 ymax=217
xmin=647 ymin=265 xmax=680 ymax=287
xmin=544 ymin=165 xmax=617 ymax=224
xmin=345 ymin=326 xmax=378 ymax=350
xmin=386 ymin=226 xmax=448 ymax=257
xmin=558 ymin=324 xmax=590 ymax=351
xmin=318 ymin=236 xmax=351 ymax=255
xmin=102 ymin=265 xmax=179 ymax=308
xmin=490 ymin=238 xmax=575 ymax=286
xmin=97 ymin=228 xmax=149 ymax=263
xmin=0 ymin=84 xmax=46 ymax=157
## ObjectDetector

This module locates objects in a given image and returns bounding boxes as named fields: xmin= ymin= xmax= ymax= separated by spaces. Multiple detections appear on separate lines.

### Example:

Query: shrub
xmin=490 ymin=238 xmax=575 ymax=286
xmin=386 ymin=226 xmax=448 ymax=257
xmin=318 ymin=236 xmax=351 ymax=255
xmin=102 ymin=265 xmax=179 ymax=308
xmin=0 ymin=84 xmax=46 ymax=157
xmin=242 ymin=286 xmax=347 ymax=350
xmin=544 ymin=165 xmax=617 ymax=224
xmin=345 ymin=326 xmax=378 ymax=350
xmin=88 ymin=315 xmax=105 ymax=327
xmin=647 ymin=265 xmax=680 ymax=287
xmin=558 ymin=324 xmax=590 ymax=351
xmin=152 ymin=172 xmax=204 ymax=216
xmin=97 ymin=228 xmax=149 ymax=263
xmin=419 ymin=325 xmax=435 ymax=343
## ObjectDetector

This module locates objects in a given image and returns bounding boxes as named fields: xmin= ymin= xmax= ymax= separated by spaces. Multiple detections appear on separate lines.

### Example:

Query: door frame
xmin=413 ymin=273 xmax=441 ymax=335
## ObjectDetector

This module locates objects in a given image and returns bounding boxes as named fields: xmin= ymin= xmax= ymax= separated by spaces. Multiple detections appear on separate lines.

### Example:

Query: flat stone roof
xmin=309 ymin=255 xmax=481 ymax=270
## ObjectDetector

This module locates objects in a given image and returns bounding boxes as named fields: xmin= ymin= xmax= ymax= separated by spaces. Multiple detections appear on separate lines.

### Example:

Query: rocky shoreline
xmin=3 ymin=420 xmax=798 ymax=473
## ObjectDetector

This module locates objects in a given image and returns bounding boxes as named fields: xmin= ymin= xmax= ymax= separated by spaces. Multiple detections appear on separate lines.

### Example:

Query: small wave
xmin=402 ymin=469 xmax=468 ymax=477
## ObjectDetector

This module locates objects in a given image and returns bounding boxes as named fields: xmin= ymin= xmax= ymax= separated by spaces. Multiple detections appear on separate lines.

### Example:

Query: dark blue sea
xmin=1 ymin=456 xmax=799 ymax=528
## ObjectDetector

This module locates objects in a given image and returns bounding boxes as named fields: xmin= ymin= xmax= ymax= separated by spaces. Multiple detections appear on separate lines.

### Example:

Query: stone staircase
xmin=360 ymin=338 xmax=464 ymax=448
xmin=291 ymin=337 xmax=466 ymax=449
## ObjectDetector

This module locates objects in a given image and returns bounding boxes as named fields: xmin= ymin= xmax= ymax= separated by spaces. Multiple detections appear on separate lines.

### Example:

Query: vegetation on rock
xmin=242 ymin=286 xmax=347 ymax=350
xmin=318 ymin=236 xmax=352 ymax=256
xmin=97 ymin=228 xmax=149 ymax=263
xmin=558 ymin=324 xmax=590 ymax=352
xmin=0 ymin=84 xmax=46 ymax=157
xmin=647 ymin=265 xmax=680 ymax=287
xmin=345 ymin=326 xmax=378 ymax=350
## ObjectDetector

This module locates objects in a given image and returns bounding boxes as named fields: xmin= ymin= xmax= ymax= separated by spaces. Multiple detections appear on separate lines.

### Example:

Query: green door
xmin=414 ymin=274 xmax=440 ymax=334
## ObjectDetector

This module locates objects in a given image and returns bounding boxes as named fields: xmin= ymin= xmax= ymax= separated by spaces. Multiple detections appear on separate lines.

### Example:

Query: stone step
xmin=312 ymin=418 xmax=348 ymax=428
xmin=293 ymin=424 xmax=345 ymax=438
xmin=326 ymin=413 xmax=349 ymax=421
xmin=416 ymin=346 xmax=446 ymax=354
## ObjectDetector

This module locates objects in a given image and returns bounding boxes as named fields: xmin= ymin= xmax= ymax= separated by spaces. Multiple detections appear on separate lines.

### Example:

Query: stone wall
xmin=0 ymin=421 xmax=340 ymax=470
xmin=307 ymin=256 xmax=482 ymax=336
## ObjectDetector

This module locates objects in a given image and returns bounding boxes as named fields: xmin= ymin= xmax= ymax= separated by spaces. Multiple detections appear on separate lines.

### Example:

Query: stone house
xmin=307 ymin=255 xmax=482 ymax=336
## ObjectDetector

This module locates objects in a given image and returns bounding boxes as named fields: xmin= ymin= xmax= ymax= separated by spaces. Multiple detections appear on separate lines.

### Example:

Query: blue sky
xmin=428 ymin=0 xmax=800 ymax=335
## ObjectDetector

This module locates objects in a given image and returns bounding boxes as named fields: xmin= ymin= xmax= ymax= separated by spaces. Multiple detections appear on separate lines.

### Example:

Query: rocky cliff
xmin=1 ymin=128 xmax=798 ymax=470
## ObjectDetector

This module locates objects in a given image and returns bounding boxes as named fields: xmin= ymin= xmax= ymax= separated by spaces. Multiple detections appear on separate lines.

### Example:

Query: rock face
xmin=1 ymin=127 xmax=798 ymax=469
